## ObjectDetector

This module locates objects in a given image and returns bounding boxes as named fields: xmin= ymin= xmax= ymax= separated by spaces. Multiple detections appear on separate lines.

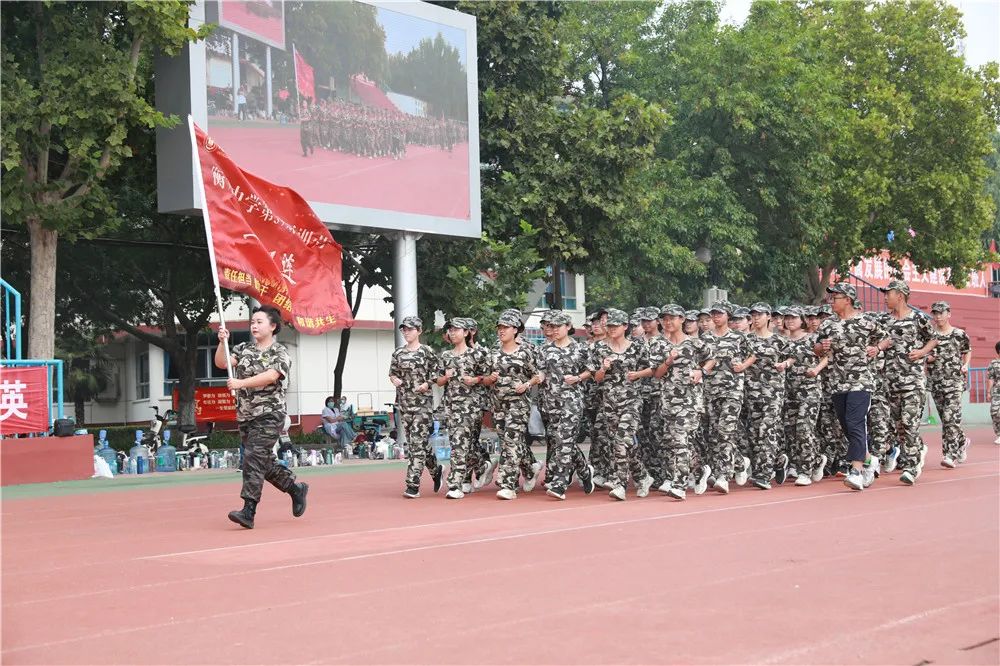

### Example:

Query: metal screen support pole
xmin=392 ymin=233 xmax=420 ymax=347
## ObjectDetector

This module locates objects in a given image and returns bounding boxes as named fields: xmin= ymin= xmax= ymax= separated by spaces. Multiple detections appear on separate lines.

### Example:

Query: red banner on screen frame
xmin=0 ymin=366 xmax=50 ymax=436
xmin=218 ymin=1 xmax=286 ymax=50
xmin=173 ymin=387 xmax=237 ymax=422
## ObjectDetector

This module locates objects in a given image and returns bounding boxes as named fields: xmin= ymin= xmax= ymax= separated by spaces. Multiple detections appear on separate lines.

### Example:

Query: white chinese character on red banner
xmin=280 ymin=253 xmax=297 ymax=285
xmin=0 ymin=379 xmax=29 ymax=421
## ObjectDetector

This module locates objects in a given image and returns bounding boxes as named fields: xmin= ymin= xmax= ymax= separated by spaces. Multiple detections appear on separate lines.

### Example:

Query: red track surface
xmin=209 ymin=123 xmax=471 ymax=220
xmin=3 ymin=428 xmax=998 ymax=665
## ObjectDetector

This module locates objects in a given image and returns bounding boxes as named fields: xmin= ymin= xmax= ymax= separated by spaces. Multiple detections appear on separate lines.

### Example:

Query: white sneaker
xmin=523 ymin=462 xmax=542 ymax=492
xmin=735 ymin=456 xmax=751 ymax=486
xmin=843 ymin=469 xmax=864 ymax=491
xmin=899 ymin=470 xmax=916 ymax=485
xmin=496 ymin=488 xmax=517 ymax=500
xmin=461 ymin=482 xmax=472 ymax=494
xmin=958 ymin=438 xmax=970 ymax=463
xmin=862 ymin=458 xmax=878 ymax=488
xmin=794 ymin=475 xmax=812 ymax=486
xmin=811 ymin=454 xmax=827 ymax=483
xmin=994 ymin=436 xmax=1000 ymax=445
xmin=545 ymin=487 xmax=566 ymax=500
xmin=694 ymin=465 xmax=711 ymax=495
xmin=714 ymin=478 xmax=730 ymax=494
xmin=787 ymin=466 xmax=798 ymax=480
xmin=592 ymin=474 xmax=607 ymax=488
xmin=658 ymin=480 xmax=673 ymax=494
xmin=915 ymin=444 xmax=929 ymax=478
xmin=868 ymin=455 xmax=881 ymax=479
xmin=475 ymin=460 xmax=495 ymax=489
xmin=687 ymin=474 xmax=696 ymax=490
xmin=940 ymin=456 xmax=956 ymax=469
xmin=636 ymin=475 xmax=654 ymax=498
xmin=883 ymin=446 xmax=900 ymax=473
xmin=609 ymin=486 xmax=626 ymax=501
xmin=667 ymin=486 xmax=686 ymax=500
xmin=445 ymin=488 xmax=465 ymax=499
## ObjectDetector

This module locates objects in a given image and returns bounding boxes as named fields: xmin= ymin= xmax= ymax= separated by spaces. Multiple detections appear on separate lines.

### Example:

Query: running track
xmin=209 ymin=122 xmax=471 ymax=221
xmin=2 ymin=427 xmax=997 ymax=665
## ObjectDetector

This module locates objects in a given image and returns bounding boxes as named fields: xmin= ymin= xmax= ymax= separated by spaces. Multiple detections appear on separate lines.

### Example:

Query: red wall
xmin=1 ymin=434 xmax=95 ymax=486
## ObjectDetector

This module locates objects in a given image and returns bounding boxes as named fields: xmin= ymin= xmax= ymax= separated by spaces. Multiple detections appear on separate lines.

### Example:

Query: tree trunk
xmin=803 ymin=262 xmax=837 ymax=304
xmin=550 ymin=256 xmax=563 ymax=309
xmin=26 ymin=215 xmax=57 ymax=359
xmin=333 ymin=279 xmax=366 ymax=401
xmin=172 ymin=338 xmax=200 ymax=433
xmin=74 ymin=396 xmax=86 ymax=426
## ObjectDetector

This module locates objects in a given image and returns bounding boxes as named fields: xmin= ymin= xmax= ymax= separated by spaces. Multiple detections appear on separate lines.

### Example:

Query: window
xmin=537 ymin=271 xmax=578 ymax=310
xmin=136 ymin=352 xmax=149 ymax=400
xmin=163 ymin=331 xmax=251 ymax=394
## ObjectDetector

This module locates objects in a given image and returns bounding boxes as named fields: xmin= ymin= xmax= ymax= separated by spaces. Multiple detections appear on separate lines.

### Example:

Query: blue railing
xmin=0 ymin=359 xmax=66 ymax=429
xmin=1 ymin=279 xmax=23 ymax=360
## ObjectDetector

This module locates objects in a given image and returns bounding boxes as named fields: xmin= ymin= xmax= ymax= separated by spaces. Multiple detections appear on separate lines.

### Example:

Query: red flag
xmin=294 ymin=47 xmax=315 ymax=100
xmin=193 ymin=122 xmax=353 ymax=334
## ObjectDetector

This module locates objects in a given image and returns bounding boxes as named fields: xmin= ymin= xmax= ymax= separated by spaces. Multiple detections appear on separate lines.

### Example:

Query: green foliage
xmin=387 ymin=33 xmax=468 ymax=120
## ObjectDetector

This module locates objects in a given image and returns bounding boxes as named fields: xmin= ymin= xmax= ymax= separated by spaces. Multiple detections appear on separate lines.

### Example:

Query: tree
xmin=1 ymin=1 xmax=208 ymax=360
xmin=387 ymin=33 xmax=468 ymax=120
xmin=56 ymin=330 xmax=115 ymax=426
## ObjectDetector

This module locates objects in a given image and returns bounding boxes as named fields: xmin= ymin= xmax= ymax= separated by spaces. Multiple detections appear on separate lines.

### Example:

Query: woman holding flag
xmin=216 ymin=306 xmax=309 ymax=529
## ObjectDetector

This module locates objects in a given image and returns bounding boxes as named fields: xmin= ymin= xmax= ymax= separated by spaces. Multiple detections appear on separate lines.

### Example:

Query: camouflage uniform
xmin=538 ymin=314 xmax=592 ymax=493
xmin=882 ymin=298 xmax=934 ymax=475
xmin=988 ymin=359 xmax=1000 ymax=436
xmin=232 ymin=341 xmax=298 ymax=503
xmin=489 ymin=312 xmax=540 ymax=492
xmin=654 ymin=305 xmax=711 ymax=488
xmin=702 ymin=306 xmax=752 ymax=481
xmin=390 ymin=323 xmax=441 ymax=492
xmin=926 ymin=304 xmax=971 ymax=460
xmin=636 ymin=308 xmax=663 ymax=478
xmin=745 ymin=304 xmax=792 ymax=481
xmin=589 ymin=310 xmax=651 ymax=491
xmin=816 ymin=293 xmax=887 ymax=464
xmin=784 ymin=331 xmax=824 ymax=475
xmin=464 ymin=334 xmax=492 ymax=485
xmin=865 ymin=312 xmax=893 ymax=460
xmin=440 ymin=323 xmax=487 ymax=491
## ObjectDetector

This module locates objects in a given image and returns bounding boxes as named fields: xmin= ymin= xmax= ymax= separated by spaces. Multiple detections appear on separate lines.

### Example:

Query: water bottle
xmin=430 ymin=421 xmax=450 ymax=463
xmin=128 ymin=434 xmax=148 ymax=475
xmin=157 ymin=430 xmax=178 ymax=472
xmin=95 ymin=430 xmax=117 ymax=476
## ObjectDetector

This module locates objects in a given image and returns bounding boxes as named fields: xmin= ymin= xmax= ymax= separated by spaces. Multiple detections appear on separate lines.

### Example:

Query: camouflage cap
xmin=605 ymin=308 xmax=630 ymax=326
xmin=547 ymin=310 xmax=574 ymax=326
xmin=930 ymin=300 xmax=950 ymax=313
xmin=804 ymin=306 xmax=819 ymax=317
xmin=698 ymin=308 xmax=712 ymax=317
xmin=783 ymin=305 xmax=805 ymax=317
xmin=587 ymin=308 xmax=607 ymax=323
xmin=446 ymin=317 xmax=469 ymax=330
xmin=639 ymin=306 xmax=660 ymax=321
xmin=749 ymin=301 xmax=772 ymax=314
xmin=464 ymin=317 xmax=479 ymax=330
xmin=709 ymin=300 xmax=732 ymax=315
xmin=659 ymin=304 xmax=686 ymax=318
xmin=538 ymin=309 xmax=555 ymax=324
xmin=398 ymin=315 xmax=423 ymax=329
xmin=497 ymin=310 xmax=524 ymax=329
xmin=880 ymin=279 xmax=910 ymax=296
xmin=731 ymin=306 xmax=749 ymax=320
xmin=826 ymin=282 xmax=857 ymax=301
xmin=772 ymin=306 xmax=786 ymax=317
xmin=684 ymin=309 xmax=700 ymax=321
xmin=819 ymin=304 xmax=833 ymax=316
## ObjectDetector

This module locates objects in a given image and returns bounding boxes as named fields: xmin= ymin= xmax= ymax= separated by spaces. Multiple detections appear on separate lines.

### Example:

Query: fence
xmin=847 ymin=273 xmax=929 ymax=318
xmin=1 ymin=279 xmax=23 ymax=360
xmin=967 ymin=367 xmax=991 ymax=404
xmin=0 ymin=358 xmax=66 ymax=428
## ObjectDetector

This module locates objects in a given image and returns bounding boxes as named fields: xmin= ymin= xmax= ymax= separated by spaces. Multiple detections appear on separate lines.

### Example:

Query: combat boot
xmin=289 ymin=482 xmax=309 ymax=517
xmin=228 ymin=499 xmax=257 ymax=529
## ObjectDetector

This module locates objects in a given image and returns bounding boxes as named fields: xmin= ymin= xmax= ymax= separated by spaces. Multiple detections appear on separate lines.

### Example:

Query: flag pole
xmin=292 ymin=44 xmax=300 ymax=111
xmin=188 ymin=115 xmax=234 ymax=384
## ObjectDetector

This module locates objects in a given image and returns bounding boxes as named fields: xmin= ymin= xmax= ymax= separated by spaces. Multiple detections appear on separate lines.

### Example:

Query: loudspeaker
xmin=53 ymin=419 xmax=75 ymax=437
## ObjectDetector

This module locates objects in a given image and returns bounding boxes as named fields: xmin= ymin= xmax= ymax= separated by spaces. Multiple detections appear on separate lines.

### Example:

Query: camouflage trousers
xmin=887 ymin=388 xmax=925 ymax=474
xmin=705 ymin=392 xmax=743 ymax=479
xmin=992 ymin=393 xmax=1000 ymax=436
xmin=464 ymin=412 xmax=488 ymax=485
xmin=745 ymin=388 xmax=784 ymax=480
xmin=605 ymin=399 xmax=648 ymax=490
xmin=446 ymin=407 xmax=481 ymax=490
xmin=541 ymin=404 xmax=589 ymax=491
xmin=867 ymin=390 xmax=892 ymax=458
xmin=785 ymin=387 xmax=822 ymax=474
xmin=589 ymin=403 xmax=613 ymax=480
xmin=931 ymin=386 xmax=965 ymax=459
xmin=239 ymin=412 xmax=297 ymax=503
xmin=639 ymin=396 xmax=666 ymax=485
xmin=660 ymin=407 xmax=697 ymax=487
xmin=401 ymin=410 xmax=438 ymax=489
xmin=493 ymin=398 xmax=536 ymax=491
xmin=300 ymin=125 xmax=315 ymax=156
xmin=817 ymin=396 xmax=847 ymax=471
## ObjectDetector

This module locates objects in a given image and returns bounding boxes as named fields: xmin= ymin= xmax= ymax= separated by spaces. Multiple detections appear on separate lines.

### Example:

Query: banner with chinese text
xmin=193 ymin=122 xmax=354 ymax=333
xmin=844 ymin=252 xmax=991 ymax=297
xmin=0 ymin=366 xmax=50 ymax=436
xmin=172 ymin=387 xmax=237 ymax=422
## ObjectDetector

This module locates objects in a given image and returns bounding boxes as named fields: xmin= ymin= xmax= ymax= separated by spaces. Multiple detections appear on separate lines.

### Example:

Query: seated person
xmin=321 ymin=396 xmax=356 ymax=450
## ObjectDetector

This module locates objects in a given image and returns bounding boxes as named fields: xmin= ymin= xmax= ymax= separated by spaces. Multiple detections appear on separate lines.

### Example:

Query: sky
xmin=717 ymin=0 xmax=998 ymax=69
xmin=376 ymin=6 xmax=468 ymax=67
